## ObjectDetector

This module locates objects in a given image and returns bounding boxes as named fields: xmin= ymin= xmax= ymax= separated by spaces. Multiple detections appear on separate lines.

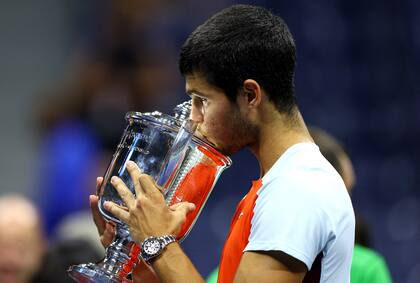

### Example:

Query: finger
xmin=125 ymin=161 xmax=143 ymax=197
xmin=171 ymin=202 xmax=196 ymax=216
xmin=104 ymin=201 xmax=130 ymax=223
xmin=169 ymin=202 xmax=185 ymax=210
xmin=157 ymin=185 xmax=165 ymax=193
xmin=90 ymin=195 xmax=106 ymax=235
xmin=101 ymin=222 xmax=116 ymax=248
xmin=96 ymin=177 xmax=103 ymax=195
xmin=111 ymin=176 xmax=135 ymax=210
xmin=138 ymin=173 xmax=160 ymax=197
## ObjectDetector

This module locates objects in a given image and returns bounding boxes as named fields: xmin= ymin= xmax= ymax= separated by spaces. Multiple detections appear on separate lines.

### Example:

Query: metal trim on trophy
xmin=68 ymin=101 xmax=232 ymax=282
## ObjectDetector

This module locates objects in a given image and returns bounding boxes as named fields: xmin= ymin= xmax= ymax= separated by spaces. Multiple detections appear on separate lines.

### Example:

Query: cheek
xmin=198 ymin=111 xmax=226 ymax=141
xmin=204 ymin=109 xmax=229 ymax=131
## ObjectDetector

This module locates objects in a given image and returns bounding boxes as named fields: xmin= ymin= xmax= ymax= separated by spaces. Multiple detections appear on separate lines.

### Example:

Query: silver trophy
xmin=68 ymin=101 xmax=232 ymax=282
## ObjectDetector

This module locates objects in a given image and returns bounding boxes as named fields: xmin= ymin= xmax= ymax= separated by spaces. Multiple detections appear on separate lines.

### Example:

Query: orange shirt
xmin=217 ymin=179 xmax=262 ymax=283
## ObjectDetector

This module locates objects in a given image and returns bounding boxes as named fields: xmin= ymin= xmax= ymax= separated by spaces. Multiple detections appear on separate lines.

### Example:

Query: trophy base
xmin=68 ymin=263 xmax=132 ymax=283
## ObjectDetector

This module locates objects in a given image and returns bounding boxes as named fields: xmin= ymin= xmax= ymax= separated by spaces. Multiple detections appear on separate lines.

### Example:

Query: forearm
xmin=151 ymin=242 xmax=205 ymax=283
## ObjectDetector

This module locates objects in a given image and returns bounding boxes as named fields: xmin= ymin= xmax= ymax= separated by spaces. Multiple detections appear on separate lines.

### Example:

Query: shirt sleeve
xmin=244 ymin=174 xmax=334 ymax=269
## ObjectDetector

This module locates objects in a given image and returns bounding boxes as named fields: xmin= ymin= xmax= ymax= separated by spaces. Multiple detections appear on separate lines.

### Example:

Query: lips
xmin=194 ymin=129 xmax=218 ymax=148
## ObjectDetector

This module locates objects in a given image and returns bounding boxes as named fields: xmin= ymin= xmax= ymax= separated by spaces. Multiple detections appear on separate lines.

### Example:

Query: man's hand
xmin=103 ymin=160 xmax=196 ymax=244
xmin=89 ymin=177 xmax=116 ymax=247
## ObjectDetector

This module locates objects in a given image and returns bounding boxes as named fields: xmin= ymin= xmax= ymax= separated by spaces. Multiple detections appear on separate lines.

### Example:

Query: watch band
xmin=160 ymin=235 xmax=176 ymax=246
xmin=140 ymin=235 xmax=176 ymax=264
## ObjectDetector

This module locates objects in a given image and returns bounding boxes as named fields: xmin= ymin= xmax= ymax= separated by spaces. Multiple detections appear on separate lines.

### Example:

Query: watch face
xmin=143 ymin=238 xmax=162 ymax=256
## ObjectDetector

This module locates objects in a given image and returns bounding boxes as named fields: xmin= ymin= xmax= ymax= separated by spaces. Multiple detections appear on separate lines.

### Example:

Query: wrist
xmin=139 ymin=235 xmax=177 ymax=264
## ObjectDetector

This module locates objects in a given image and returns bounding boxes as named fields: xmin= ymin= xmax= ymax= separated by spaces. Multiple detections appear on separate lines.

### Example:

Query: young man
xmin=95 ymin=4 xmax=355 ymax=283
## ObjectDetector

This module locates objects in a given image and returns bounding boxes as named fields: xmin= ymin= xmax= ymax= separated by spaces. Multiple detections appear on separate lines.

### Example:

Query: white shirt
xmin=245 ymin=143 xmax=355 ymax=282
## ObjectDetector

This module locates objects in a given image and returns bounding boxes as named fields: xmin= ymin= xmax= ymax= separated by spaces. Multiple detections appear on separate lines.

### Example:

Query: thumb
xmin=90 ymin=194 xmax=106 ymax=234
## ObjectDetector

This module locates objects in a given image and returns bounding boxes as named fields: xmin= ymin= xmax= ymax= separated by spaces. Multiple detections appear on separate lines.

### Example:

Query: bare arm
xmin=150 ymin=243 xmax=205 ymax=283
xmin=234 ymin=251 xmax=307 ymax=283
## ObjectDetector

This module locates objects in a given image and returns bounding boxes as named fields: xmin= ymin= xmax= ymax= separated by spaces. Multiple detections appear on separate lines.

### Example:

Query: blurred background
xmin=0 ymin=0 xmax=418 ymax=282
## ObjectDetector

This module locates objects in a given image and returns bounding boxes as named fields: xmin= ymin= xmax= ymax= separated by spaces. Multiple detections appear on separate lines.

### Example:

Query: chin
xmin=196 ymin=132 xmax=243 ymax=156
xmin=202 ymin=141 xmax=232 ymax=156
xmin=217 ymin=144 xmax=243 ymax=156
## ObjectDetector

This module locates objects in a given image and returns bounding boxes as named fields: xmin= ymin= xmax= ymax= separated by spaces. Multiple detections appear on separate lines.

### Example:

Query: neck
xmin=249 ymin=109 xmax=313 ymax=177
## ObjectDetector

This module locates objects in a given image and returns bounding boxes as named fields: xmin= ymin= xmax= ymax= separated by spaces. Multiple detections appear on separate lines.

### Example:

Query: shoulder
xmin=258 ymin=143 xmax=350 ymax=210
xmin=245 ymin=144 xmax=355 ymax=274
xmin=259 ymin=153 xmax=355 ymax=240
xmin=262 ymin=143 xmax=344 ymax=186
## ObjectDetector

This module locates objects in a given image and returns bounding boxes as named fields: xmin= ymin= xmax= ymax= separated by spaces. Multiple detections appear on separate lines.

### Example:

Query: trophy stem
xmin=68 ymin=225 xmax=140 ymax=283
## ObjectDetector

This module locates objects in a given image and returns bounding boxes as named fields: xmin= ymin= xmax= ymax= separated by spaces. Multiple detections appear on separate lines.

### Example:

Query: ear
xmin=241 ymin=79 xmax=262 ymax=109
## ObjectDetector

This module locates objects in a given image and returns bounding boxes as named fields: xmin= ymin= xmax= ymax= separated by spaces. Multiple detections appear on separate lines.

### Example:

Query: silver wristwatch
xmin=140 ymin=235 xmax=176 ymax=263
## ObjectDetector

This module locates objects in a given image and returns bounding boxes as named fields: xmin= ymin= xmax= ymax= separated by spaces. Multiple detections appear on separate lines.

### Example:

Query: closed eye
xmin=189 ymin=93 xmax=208 ymax=115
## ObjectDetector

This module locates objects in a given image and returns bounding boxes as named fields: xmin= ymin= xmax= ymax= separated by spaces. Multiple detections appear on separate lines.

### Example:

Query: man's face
xmin=185 ymin=73 xmax=256 ymax=155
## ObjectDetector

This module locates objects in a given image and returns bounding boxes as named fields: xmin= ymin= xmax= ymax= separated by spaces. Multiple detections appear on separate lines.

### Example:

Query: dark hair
xmin=179 ymin=4 xmax=297 ymax=114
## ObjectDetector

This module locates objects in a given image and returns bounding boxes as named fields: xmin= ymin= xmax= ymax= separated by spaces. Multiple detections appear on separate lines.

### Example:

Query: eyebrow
xmin=186 ymin=89 xmax=207 ymax=97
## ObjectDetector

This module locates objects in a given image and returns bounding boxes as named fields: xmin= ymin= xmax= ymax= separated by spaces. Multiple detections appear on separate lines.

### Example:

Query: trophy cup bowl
xmin=68 ymin=106 xmax=231 ymax=282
